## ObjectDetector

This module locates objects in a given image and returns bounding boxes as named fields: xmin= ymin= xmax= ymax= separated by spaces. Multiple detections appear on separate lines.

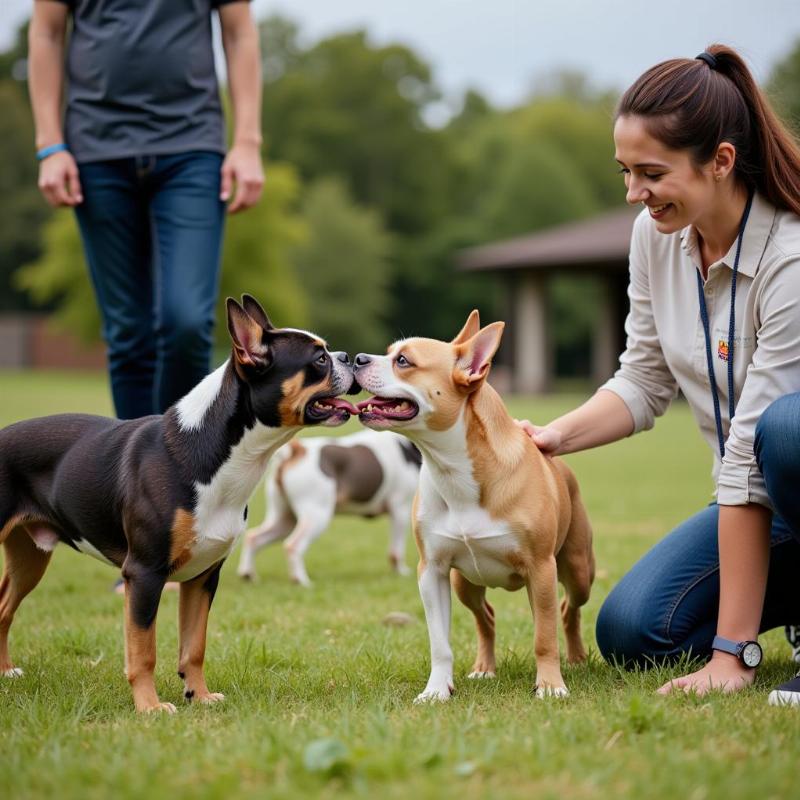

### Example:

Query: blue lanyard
xmin=695 ymin=193 xmax=754 ymax=459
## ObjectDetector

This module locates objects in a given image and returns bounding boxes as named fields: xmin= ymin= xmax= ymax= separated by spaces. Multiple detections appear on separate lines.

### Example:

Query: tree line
xmin=2 ymin=17 xmax=799 ymax=369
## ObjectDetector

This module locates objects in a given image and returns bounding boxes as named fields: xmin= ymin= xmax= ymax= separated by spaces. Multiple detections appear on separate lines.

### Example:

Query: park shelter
xmin=458 ymin=205 xmax=641 ymax=393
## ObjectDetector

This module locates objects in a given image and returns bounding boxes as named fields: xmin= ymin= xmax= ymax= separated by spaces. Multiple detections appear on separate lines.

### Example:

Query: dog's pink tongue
xmin=328 ymin=397 xmax=361 ymax=415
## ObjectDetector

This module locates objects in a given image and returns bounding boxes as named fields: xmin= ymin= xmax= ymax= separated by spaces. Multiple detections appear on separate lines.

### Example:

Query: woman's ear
xmin=713 ymin=141 xmax=737 ymax=180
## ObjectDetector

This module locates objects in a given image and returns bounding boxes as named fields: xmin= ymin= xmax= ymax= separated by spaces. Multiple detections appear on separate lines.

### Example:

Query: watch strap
xmin=711 ymin=635 xmax=741 ymax=657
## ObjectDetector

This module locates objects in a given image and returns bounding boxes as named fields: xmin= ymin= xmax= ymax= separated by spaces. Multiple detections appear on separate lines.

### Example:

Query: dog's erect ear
xmin=451 ymin=309 xmax=481 ymax=345
xmin=454 ymin=321 xmax=505 ymax=390
xmin=241 ymin=294 xmax=274 ymax=331
xmin=227 ymin=298 xmax=272 ymax=371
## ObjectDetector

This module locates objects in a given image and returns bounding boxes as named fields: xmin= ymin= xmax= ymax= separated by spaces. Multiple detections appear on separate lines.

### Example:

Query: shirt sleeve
xmin=718 ymin=254 xmax=800 ymax=507
xmin=600 ymin=211 xmax=679 ymax=432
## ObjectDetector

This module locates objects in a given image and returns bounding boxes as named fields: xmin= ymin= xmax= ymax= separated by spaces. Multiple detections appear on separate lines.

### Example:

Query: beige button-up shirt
xmin=602 ymin=193 xmax=800 ymax=508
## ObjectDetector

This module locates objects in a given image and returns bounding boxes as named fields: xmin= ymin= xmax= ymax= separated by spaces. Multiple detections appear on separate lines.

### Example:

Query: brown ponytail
xmin=617 ymin=43 xmax=800 ymax=217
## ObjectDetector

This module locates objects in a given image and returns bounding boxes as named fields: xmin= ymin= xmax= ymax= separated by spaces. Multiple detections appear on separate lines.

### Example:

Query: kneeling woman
xmin=518 ymin=44 xmax=800 ymax=703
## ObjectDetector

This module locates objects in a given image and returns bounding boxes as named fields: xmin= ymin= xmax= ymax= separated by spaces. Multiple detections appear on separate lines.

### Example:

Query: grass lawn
xmin=0 ymin=369 xmax=796 ymax=800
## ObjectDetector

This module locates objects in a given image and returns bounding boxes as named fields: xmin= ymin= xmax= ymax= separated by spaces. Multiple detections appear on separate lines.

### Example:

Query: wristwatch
xmin=712 ymin=635 xmax=763 ymax=668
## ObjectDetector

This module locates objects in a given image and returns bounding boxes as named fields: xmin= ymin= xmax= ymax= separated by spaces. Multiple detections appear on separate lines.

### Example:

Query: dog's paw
xmin=198 ymin=692 xmax=225 ymax=705
xmin=467 ymin=670 xmax=496 ymax=679
xmin=534 ymin=684 xmax=569 ymax=699
xmin=1 ymin=667 xmax=24 ymax=678
xmin=413 ymin=683 xmax=454 ymax=704
xmin=140 ymin=702 xmax=178 ymax=714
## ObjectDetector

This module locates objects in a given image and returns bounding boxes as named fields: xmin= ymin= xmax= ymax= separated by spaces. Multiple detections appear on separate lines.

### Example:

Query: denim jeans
xmin=75 ymin=151 xmax=225 ymax=419
xmin=596 ymin=394 xmax=800 ymax=667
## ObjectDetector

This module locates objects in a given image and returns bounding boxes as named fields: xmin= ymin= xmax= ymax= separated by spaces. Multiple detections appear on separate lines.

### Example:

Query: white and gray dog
xmin=237 ymin=429 xmax=421 ymax=586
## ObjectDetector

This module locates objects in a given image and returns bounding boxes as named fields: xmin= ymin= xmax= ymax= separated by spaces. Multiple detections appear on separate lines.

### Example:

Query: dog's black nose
xmin=354 ymin=354 xmax=371 ymax=369
xmin=334 ymin=351 xmax=350 ymax=365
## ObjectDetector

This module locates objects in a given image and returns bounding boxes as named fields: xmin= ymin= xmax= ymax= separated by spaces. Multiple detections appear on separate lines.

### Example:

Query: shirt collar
xmin=679 ymin=192 xmax=776 ymax=277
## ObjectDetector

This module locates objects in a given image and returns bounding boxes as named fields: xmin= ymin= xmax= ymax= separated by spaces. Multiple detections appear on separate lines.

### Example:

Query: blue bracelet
xmin=36 ymin=143 xmax=69 ymax=161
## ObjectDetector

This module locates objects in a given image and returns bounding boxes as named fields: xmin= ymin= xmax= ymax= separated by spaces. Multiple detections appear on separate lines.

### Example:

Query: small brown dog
xmin=352 ymin=311 xmax=595 ymax=701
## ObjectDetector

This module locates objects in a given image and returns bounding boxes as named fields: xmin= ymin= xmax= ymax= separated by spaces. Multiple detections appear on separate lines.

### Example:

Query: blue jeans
xmin=596 ymin=394 xmax=800 ymax=667
xmin=75 ymin=152 xmax=225 ymax=419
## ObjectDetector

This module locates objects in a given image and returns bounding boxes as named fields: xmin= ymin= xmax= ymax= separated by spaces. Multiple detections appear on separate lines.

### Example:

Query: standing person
xmin=517 ymin=44 xmax=800 ymax=704
xmin=28 ymin=0 xmax=264 ymax=420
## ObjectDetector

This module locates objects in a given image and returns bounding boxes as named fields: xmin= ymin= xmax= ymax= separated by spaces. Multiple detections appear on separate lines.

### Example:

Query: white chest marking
xmin=175 ymin=361 xmax=227 ymax=431
xmin=172 ymin=421 xmax=297 ymax=582
xmin=414 ymin=419 xmax=520 ymax=589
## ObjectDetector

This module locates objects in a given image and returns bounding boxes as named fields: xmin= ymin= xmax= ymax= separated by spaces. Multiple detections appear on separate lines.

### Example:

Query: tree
xmin=0 ymin=79 xmax=52 ymax=312
xmin=768 ymin=37 xmax=800 ymax=132
xmin=290 ymin=177 xmax=392 ymax=355
xmin=217 ymin=162 xmax=309 ymax=335
xmin=259 ymin=20 xmax=452 ymax=237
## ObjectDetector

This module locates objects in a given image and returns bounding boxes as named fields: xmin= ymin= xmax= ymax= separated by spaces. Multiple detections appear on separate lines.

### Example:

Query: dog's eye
xmin=316 ymin=353 xmax=328 ymax=365
xmin=396 ymin=354 xmax=412 ymax=368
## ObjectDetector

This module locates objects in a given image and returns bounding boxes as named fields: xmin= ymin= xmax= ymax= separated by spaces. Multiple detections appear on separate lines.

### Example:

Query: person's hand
xmin=220 ymin=142 xmax=264 ymax=213
xmin=657 ymin=652 xmax=755 ymax=696
xmin=37 ymin=150 xmax=83 ymax=207
xmin=514 ymin=419 xmax=563 ymax=455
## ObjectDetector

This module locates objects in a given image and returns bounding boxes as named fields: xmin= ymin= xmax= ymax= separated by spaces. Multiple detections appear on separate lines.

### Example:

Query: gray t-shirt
xmin=55 ymin=0 xmax=246 ymax=163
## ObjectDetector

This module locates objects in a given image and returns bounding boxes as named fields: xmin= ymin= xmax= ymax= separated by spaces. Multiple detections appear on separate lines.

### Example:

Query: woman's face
xmin=614 ymin=114 xmax=717 ymax=234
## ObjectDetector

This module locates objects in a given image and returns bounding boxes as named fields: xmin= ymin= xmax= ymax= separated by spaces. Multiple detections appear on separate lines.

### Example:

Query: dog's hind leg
xmin=280 ymin=476 xmax=335 ymax=587
xmin=0 ymin=526 xmax=53 ymax=677
xmin=283 ymin=506 xmax=333 ymax=587
xmin=178 ymin=560 xmax=224 ymax=704
xmin=452 ymin=570 xmax=496 ymax=678
xmin=237 ymin=475 xmax=295 ymax=580
xmin=556 ymin=500 xmax=594 ymax=665
xmin=237 ymin=516 xmax=295 ymax=581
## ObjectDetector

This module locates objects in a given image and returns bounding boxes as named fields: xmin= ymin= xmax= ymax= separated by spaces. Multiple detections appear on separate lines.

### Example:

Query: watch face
xmin=742 ymin=642 xmax=762 ymax=668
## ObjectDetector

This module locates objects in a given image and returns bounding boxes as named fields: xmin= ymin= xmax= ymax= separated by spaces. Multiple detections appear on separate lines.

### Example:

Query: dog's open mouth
xmin=305 ymin=397 xmax=360 ymax=425
xmin=356 ymin=396 xmax=419 ymax=423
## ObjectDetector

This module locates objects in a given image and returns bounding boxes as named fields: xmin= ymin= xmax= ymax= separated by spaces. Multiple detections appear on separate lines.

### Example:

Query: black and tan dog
xmin=0 ymin=295 xmax=357 ymax=712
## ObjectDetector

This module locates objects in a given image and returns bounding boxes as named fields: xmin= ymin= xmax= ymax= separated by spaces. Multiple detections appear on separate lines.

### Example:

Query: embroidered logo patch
xmin=717 ymin=339 xmax=729 ymax=361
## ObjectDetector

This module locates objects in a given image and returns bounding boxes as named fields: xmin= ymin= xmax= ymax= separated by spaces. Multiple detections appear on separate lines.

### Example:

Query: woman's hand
xmin=514 ymin=419 xmax=563 ymax=455
xmin=657 ymin=652 xmax=755 ymax=696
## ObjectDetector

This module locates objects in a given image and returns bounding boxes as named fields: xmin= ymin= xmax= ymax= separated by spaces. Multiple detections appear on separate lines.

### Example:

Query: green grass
xmin=0 ymin=370 xmax=796 ymax=800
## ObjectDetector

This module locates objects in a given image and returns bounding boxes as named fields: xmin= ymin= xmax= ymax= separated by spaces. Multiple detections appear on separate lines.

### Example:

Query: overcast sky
xmin=4 ymin=0 xmax=799 ymax=110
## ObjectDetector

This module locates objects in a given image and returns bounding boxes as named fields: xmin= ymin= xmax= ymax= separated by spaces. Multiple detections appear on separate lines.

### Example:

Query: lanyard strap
xmin=695 ymin=193 xmax=754 ymax=459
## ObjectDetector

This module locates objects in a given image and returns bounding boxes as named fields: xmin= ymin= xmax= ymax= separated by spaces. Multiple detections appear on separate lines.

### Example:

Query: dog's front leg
xmin=414 ymin=561 xmax=454 ymax=703
xmin=122 ymin=562 xmax=172 ymax=713
xmin=526 ymin=554 xmax=568 ymax=698
xmin=178 ymin=561 xmax=225 ymax=705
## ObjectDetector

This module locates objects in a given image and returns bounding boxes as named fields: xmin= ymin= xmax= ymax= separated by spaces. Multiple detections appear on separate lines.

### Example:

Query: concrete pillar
xmin=591 ymin=275 xmax=621 ymax=385
xmin=513 ymin=273 xmax=550 ymax=393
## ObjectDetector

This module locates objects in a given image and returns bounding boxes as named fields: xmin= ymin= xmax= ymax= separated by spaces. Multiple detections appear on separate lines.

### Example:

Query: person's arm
xmin=218 ymin=1 xmax=264 ymax=213
xmin=518 ymin=212 xmax=676 ymax=455
xmin=658 ymin=504 xmax=770 ymax=695
xmin=659 ymin=255 xmax=800 ymax=695
xmin=516 ymin=389 xmax=634 ymax=455
xmin=28 ymin=0 xmax=82 ymax=207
